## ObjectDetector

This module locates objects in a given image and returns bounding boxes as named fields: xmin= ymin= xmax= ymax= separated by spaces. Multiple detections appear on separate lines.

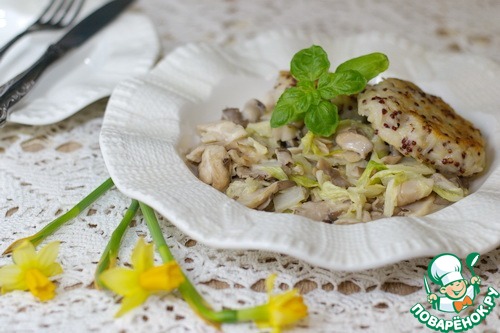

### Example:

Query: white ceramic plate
xmin=100 ymin=31 xmax=500 ymax=270
xmin=0 ymin=0 xmax=160 ymax=125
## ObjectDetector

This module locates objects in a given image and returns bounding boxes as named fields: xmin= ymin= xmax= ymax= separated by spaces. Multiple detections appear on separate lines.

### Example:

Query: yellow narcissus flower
xmin=256 ymin=274 xmax=308 ymax=333
xmin=0 ymin=241 xmax=63 ymax=301
xmin=99 ymin=238 xmax=184 ymax=317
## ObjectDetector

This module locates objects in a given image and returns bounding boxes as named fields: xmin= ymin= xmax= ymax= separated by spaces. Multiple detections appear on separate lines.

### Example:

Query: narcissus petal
xmin=115 ymin=291 xmax=149 ymax=317
xmin=139 ymin=262 xmax=184 ymax=292
xmin=100 ymin=268 xmax=140 ymax=296
xmin=25 ymin=269 xmax=56 ymax=301
xmin=131 ymin=238 xmax=154 ymax=273
xmin=12 ymin=241 xmax=37 ymax=268
xmin=36 ymin=241 xmax=60 ymax=269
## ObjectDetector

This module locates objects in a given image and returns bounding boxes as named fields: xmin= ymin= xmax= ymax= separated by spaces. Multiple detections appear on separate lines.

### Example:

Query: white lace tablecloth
xmin=1 ymin=1 xmax=500 ymax=332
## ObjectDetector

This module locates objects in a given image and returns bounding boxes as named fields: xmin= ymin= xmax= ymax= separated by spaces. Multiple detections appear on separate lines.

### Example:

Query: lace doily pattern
xmin=1 ymin=1 xmax=500 ymax=332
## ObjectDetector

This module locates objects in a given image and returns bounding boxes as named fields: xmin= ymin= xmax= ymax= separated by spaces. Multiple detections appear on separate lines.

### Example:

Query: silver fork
xmin=0 ymin=0 xmax=85 ymax=62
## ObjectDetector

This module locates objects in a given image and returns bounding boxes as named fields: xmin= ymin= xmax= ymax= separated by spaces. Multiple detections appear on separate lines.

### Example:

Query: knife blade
xmin=423 ymin=275 xmax=431 ymax=295
xmin=0 ymin=0 xmax=135 ymax=127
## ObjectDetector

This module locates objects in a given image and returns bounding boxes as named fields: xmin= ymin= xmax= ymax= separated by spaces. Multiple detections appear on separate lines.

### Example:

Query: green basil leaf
xmin=297 ymin=80 xmax=315 ymax=89
xmin=335 ymin=52 xmax=389 ymax=81
xmin=270 ymin=103 xmax=294 ymax=128
xmin=317 ymin=70 xmax=367 ymax=99
xmin=281 ymin=87 xmax=313 ymax=113
xmin=270 ymin=87 xmax=312 ymax=127
xmin=309 ymin=89 xmax=322 ymax=106
xmin=290 ymin=45 xmax=330 ymax=81
xmin=304 ymin=101 xmax=339 ymax=137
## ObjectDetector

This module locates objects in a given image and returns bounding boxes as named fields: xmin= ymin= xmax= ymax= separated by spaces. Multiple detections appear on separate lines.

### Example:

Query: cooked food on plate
xmin=185 ymin=46 xmax=486 ymax=224
xmin=358 ymin=78 xmax=485 ymax=177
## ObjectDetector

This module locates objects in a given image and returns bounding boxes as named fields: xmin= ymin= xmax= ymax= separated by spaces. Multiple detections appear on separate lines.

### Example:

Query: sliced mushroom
xmin=186 ymin=144 xmax=207 ymax=163
xmin=381 ymin=154 xmax=403 ymax=165
xmin=197 ymin=120 xmax=248 ymax=145
xmin=369 ymin=210 xmax=385 ymax=221
xmin=398 ymin=194 xmax=442 ymax=216
xmin=242 ymin=99 xmax=266 ymax=123
xmin=345 ymin=163 xmax=365 ymax=180
xmin=381 ymin=145 xmax=403 ymax=164
xmin=335 ymin=131 xmax=373 ymax=159
xmin=227 ymin=148 xmax=257 ymax=168
xmin=226 ymin=137 xmax=268 ymax=165
xmin=237 ymin=180 xmax=295 ymax=209
xmin=198 ymin=145 xmax=231 ymax=191
xmin=341 ymin=150 xmax=364 ymax=163
xmin=294 ymin=200 xmax=350 ymax=222
xmin=234 ymin=165 xmax=267 ymax=179
xmin=227 ymin=148 xmax=246 ymax=166
xmin=370 ymin=196 xmax=384 ymax=211
xmin=315 ymin=159 xmax=350 ymax=188
xmin=396 ymin=177 xmax=434 ymax=206
xmin=287 ymin=147 xmax=302 ymax=155
xmin=334 ymin=209 xmax=372 ymax=224
xmin=222 ymin=107 xmax=247 ymax=127
xmin=275 ymin=148 xmax=294 ymax=167
xmin=272 ymin=125 xmax=299 ymax=143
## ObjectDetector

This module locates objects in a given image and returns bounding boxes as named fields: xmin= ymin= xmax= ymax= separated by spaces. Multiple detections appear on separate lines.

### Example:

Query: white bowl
xmin=100 ymin=31 xmax=500 ymax=270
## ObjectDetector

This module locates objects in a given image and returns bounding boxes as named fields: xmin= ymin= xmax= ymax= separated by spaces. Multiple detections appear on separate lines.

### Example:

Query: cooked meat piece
xmin=358 ymin=78 xmax=485 ymax=176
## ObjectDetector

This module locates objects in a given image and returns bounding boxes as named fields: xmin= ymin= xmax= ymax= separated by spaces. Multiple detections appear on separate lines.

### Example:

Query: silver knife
xmin=0 ymin=0 xmax=135 ymax=127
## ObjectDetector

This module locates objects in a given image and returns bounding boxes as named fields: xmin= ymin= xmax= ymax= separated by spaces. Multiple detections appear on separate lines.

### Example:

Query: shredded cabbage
xmin=290 ymin=175 xmax=319 ymax=188
xmin=300 ymin=131 xmax=329 ymax=156
xmin=315 ymin=181 xmax=350 ymax=202
xmin=356 ymin=159 xmax=387 ymax=187
xmin=273 ymin=186 xmax=308 ymax=212
xmin=254 ymin=163 xmax=289 ymax=181
xmin=431 ymin=173 xmax=466 ymax=202
xmin=226 ymin=178 xmax=263 ymax=199
xmin=246 ymin=121 xmax=273 ymax=138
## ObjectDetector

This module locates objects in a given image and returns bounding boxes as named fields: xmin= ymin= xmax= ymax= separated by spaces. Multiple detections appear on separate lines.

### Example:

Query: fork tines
xmin=39 ymin=0 xmax=85 ymax=28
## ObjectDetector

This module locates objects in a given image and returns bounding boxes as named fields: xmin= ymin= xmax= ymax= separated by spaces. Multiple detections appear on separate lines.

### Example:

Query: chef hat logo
xmin=428 ymin=253 xmax=464 ymax=286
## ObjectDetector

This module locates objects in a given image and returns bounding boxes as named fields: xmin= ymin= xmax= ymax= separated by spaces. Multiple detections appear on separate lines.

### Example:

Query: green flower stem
xmin=3 ymin=178 xmax=115 ymax=254
xmin=140 ymin=203 xmax=174 ymax=262
xmin=95 ymin=199 xmax=139 ymax=289
xmin=139 ymin=202 xmax=238 ymax=323
xmin=236 ymin=304 xmax=269 ymax=322
xmin=35 ymin=178 xmax=115 ymax=242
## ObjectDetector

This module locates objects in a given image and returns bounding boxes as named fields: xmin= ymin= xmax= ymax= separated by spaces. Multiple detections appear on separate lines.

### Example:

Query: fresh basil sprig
xmin=270 ymin=45 xmax=389 ymax=137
